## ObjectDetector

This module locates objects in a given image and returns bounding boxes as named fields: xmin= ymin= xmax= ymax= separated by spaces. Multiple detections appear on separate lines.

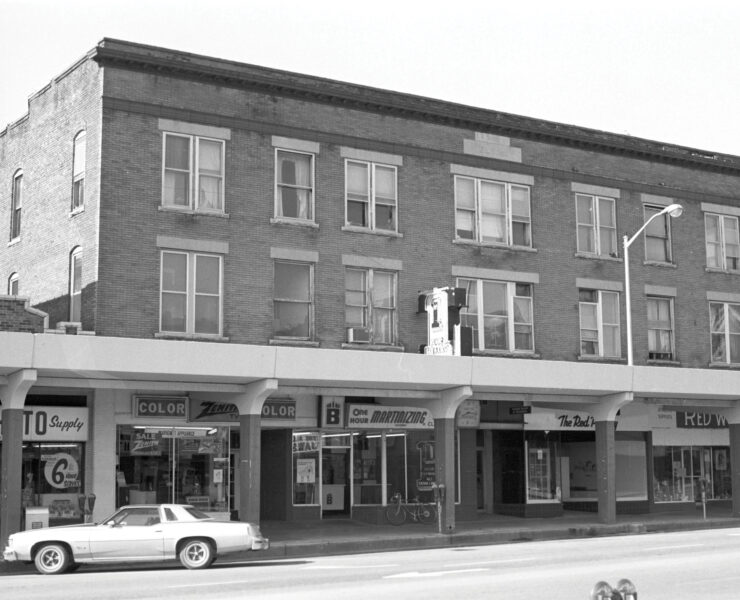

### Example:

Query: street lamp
xmin=623 ymin=203 xmax=683 ymax=366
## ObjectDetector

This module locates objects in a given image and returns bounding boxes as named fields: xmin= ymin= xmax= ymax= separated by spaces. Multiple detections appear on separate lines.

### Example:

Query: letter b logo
xmin=326 ymin=407 xmax=340 ymax=425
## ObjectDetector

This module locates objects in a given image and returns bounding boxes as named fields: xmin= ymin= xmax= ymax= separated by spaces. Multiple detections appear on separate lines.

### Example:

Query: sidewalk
xmin=3 ymin=506 xmax=739 ymax=573
xmin=250 ymin=505 xmax=740 ymax=561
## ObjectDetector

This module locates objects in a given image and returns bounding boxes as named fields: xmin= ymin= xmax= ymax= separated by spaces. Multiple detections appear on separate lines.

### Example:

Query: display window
xmin=525 ymin=431 xmax=561 ymax=502
xmin=291 ymin=428 xmax=459 ymax=508
xmin=653 ymin=445 xmax=731 ymax=502
xmin=22 ymin=443 xmax=85 ymax=524
xmin=117 ymin=425 xmax=230 ymax=512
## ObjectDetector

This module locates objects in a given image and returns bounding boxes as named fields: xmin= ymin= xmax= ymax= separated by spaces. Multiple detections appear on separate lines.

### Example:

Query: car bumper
xmin=3 ymin=548 xmax=18 ymax=562
xmin=251 ymin=537 xmax=269 ymax=551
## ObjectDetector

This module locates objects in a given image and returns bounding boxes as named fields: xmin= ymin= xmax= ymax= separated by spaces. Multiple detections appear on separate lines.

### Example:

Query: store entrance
xmin=321 ymin=446 xmax=350 ymax=516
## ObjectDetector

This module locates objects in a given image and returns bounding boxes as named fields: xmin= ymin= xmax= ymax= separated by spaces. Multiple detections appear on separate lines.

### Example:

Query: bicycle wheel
xmin=417 ymin=503 xmax=437 ymax=524
xmin=385 ymin=502 xmax=406 ymax=525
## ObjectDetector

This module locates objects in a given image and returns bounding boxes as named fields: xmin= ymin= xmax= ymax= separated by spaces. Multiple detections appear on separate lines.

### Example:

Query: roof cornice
xmin=91 ymin=38 xmax=740 ymax=174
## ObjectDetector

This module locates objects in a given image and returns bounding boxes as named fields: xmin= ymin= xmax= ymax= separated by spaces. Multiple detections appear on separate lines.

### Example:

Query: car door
xmin=88 ymin=507 xmax=165 ymax=561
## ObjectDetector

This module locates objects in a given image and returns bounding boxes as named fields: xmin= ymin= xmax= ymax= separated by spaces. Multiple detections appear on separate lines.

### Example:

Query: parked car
xmin=3 ymin=504 xmax=269 ymax=574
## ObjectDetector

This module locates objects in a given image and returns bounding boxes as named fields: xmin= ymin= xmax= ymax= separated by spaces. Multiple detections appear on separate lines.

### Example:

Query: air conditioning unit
xmin=347 ymin=327 xmax=370 ymax=343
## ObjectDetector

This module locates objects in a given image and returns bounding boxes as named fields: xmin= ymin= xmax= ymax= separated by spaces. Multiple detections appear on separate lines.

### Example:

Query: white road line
xmin=644 ymin=544 xmax=704 ymax=551
xmin=302 ymin=564 xmax=399 ymax=570
xmin=385 ymin=568 xmax=488 ymax=579
xmin=446 ymin=558 xmax=537 ymax=567
xmin=168 ymin=581 xmax=249 ymax=588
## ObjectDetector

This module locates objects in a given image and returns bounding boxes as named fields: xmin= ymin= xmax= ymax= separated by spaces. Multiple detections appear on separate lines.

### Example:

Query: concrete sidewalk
xmin=251 ymin=506 xmax=740 ymax=561
xmin=2 ymin=507 xmax=739 ymax=573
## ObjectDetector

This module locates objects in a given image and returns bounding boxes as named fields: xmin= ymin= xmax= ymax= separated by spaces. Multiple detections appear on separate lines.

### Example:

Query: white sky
xmin=2 ymin=0 xmax=739 ymax=156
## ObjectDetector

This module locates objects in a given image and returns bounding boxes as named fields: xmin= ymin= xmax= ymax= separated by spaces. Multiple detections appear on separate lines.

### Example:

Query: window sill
xmin=646 ymin=359 xmax=681 ymax=366
xmin=705 ymin=267 xmax=740 ymax=276
xmin=708 ymin=362 xmax=740 ymax=369
xmin=341 ymin=225 xmax=403 ymax=238
xmin=341 ymin=343 xmax=405 ymax=352
xmin=158 ymin=206 xmax=230 ymax=219
xmin=574 ymin=252 xmax=622 ymax=263
xmin=643 ymin=260 xmax=676 ymax=269
xmin=453 ymin=239 xmax=536 ymax=253
xmin=7 ymin=237 xmax=20 ymax=247
xmin=473 ymin=350 xmax=540 ymax=359
xmin=70 ymin=206 xmax=85 ymax=217
xmin=269 ymin=338 xmax=320 ymax=347
xmin=270 ymin=217 xmax=319 ymax=229
xmin=577 ymin=355 xmax=626 ymax=364
xmin=155 ymin=332 xmax=230 ymax=342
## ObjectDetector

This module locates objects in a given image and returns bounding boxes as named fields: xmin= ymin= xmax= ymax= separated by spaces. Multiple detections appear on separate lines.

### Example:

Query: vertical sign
xmin=321 ymin=397 xmax=345 ymax=428
xmin=424 ymin=287 xmax=453 ymax=356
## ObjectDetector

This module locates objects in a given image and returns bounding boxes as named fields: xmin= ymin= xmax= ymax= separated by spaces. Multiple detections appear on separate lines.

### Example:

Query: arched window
xmin=72 ymin=131 xmax=86 ymax=210
xmin=10 ymin=170 xmax=22 ymax=240
xmin=69 ymin=247 xmax=83 ymax=322
xmin=8 ymin=272 xmax=19 ymax=296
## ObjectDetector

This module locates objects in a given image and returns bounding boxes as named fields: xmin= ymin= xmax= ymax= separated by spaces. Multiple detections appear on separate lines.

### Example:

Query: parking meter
xmin=616 ymin=578 xmax=637 ymax=600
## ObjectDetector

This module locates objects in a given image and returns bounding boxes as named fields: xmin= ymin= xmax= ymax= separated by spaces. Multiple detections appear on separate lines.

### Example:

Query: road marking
xmin=385 ymin=568 xmax=488 ymax=579
xmin=168 ymin=581 xmax=249 ymax=588
xmin=302 ymin=564 xmax=398 ymax=570
xmin=446 ymin=558 xmax=537 ymax=567
xmin=644 ymin=544 xmax=704 ymax=551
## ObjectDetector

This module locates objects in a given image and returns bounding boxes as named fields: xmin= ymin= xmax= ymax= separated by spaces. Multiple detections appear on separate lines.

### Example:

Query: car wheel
xmin=34 ymin=543 xmax=71 ymax=575
xmin=179 ymin=539 xmax=215 ymax=570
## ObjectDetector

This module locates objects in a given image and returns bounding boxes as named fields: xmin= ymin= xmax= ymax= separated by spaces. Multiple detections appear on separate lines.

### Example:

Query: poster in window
xmin=716 ymin=449 xmax=727 ymax=471
xmin=296 ymin=458 xmax=316 ymax=484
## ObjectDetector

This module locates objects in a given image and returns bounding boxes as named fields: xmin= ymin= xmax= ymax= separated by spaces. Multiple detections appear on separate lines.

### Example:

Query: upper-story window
xmin=71 ymin=131 xmax=86 ymax=211
xmin=647 ymin=296 xmax=675 ymax=360
xmin=579 ymin=289 xmax=620 ymax=357
xmin=709 ymin=301 xmax=740 ymax=364
xmin=9 ymin=170 xmax=22 ymax=241
xmin=705 ymin=212 xmax=740 ymax=273
xmin=644 ymin=205 xmax=674 ymax=263
xmin=69 ymin=247 xmax=82 ymax=322
xmin=576 ymin=193 xmax=617 ymax=257
xmin=162 ymin=133 xmax=224 ymax=213
xmin=275 ymin=150 xmax=314 ymax=222
xmin=160 ymin=250 xmax=222 ymax=336
xmin=344 ymin=267 xmax=397 ymax=344
xmin=273 ymin=260 xmax=313 ymax=339
xmin=455 ymin=176 xmax=531 ymax=247
xmin=345 ymin=160 xmax=397 ymax=232
xmin=8 ymin=272 xmax=19 ymax=296
xmin=457 ymin=278 xmax=534 ymax=352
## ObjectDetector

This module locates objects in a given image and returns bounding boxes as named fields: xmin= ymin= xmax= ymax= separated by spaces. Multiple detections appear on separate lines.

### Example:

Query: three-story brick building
xmin=2 ymin=38 xmax=740 ymax=546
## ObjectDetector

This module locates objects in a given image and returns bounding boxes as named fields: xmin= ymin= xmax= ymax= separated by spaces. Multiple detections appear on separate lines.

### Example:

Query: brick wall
xmin=0 ymin=296 xmax=47 ymax=332
xmin=4 ymin=45 xmax=740 ymax=370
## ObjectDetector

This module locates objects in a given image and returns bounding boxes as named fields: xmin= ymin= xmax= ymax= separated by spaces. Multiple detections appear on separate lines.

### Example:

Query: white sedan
xmin=3 ymin=504 xmax=269 ymax=574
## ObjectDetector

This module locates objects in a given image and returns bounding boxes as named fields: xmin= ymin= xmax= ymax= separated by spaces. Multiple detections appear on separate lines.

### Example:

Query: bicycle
xmin=384 ymin=491 xmax=437 ymax=525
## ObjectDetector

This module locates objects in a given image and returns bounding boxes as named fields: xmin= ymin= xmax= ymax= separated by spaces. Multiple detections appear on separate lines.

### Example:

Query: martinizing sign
xmin=346 ymin=404 xmax=434 ymax=429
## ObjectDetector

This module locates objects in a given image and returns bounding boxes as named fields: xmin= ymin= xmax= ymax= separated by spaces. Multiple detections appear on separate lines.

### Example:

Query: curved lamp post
xmin=623 ymin=203 xmax=683 ymax=365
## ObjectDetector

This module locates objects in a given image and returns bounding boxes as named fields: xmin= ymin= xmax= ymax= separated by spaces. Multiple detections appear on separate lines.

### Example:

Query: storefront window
xmin=653 ymin=445 xmax=730 ymax=502
xmin=117 ymin=425 xmax=230 ymax=512
xmin=526 ymin=432 xmax=560 ymax=502
xmin=292 ymin=431 xmax=319 ymax=505
xmin=615 ymin=435 xmax=647 ymax=500
xmin=22 ymin=443 xmax=85 ymax=524
xmin=353 ymin=432 xmax=384 ymax=505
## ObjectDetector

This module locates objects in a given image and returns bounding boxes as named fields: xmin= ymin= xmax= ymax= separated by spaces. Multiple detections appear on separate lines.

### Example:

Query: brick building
xmin=2 ymin=39 xmax=740 ymax=547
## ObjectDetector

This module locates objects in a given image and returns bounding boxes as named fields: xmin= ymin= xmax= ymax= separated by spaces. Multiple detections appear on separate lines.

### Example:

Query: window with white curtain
xmin=705 ymin=213 xmax=740 ymax=272
xmin=275 ymin=150 xmax=314 ymax=221
xmin=454 ymin=175 xmax=531 ymax=247
xmin=579 ymin=289 xmax=620 ymax=357
xmin=647 ymin=296 xmax=674 ymax=360
xmin=8 ymin=272 xmax=19 ymax=296
xmin=162 ymin=133 xmax=224 ymax=212
xmin=710 ymin=301 xmax=740 ymax=364
xmin=576 ymin=193 xmax=617 ymax=257
xmin=457 ymin=278 xmax=534 ymax=352
xmin=345 ymin=160 xmax=397 ymax=232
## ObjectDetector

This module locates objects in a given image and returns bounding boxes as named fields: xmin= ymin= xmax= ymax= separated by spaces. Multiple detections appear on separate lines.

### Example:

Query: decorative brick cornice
xmin=91 ymin=38 xmax=740 ymax=174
